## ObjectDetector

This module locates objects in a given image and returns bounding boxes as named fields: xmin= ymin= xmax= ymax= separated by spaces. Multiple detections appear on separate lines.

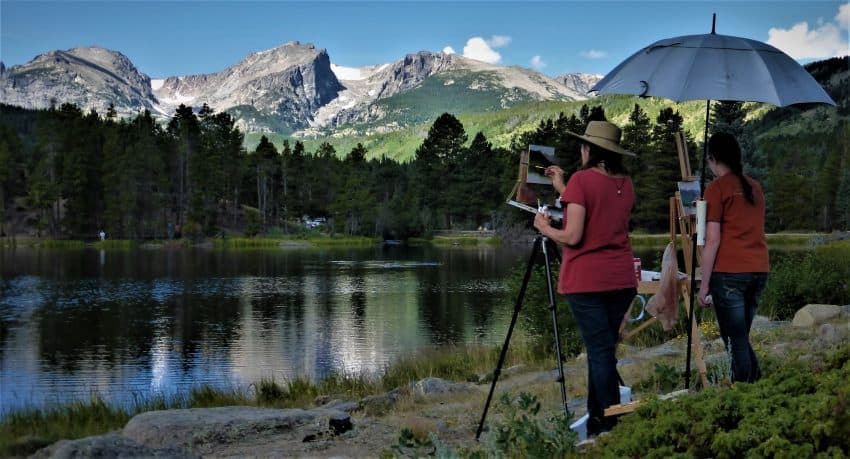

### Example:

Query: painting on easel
xmin=677 ymin=180 xmax=701 ymax=216
xmin=506 ymin=144 xmax=562 ymax=221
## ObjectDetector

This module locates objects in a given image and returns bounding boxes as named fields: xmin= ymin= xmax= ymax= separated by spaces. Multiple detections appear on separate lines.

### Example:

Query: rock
xmin=320 ymin=399 xmax=360 ymax=413
xmin=329 ymin=413 xmax=353 ymax=435
xmin=123 ymin=406 xmax=347 ymax=452
xmin=815 ymin=323 xmax=849 ymax=344
xmin=411 ymin=377 xmax=474 ymax=397
xmin=792 ymin=304 xmax=843 ymax=328
xmin=360 ymin=392 xmax=402 ymax=413
xmin=752 ymin=315 xmax=787 ymax=331
xmin=30 ymin=432 xmax=195 ymax=459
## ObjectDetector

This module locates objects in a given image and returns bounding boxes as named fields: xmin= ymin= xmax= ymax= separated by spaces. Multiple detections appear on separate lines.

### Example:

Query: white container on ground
xmin=570 ymin=386 xmax=632 ymax=441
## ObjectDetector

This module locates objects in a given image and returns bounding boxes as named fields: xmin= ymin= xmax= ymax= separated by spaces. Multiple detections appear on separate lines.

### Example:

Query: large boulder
xmin=791 ymin=304 xmax=844 ymax=328
xmin=30 ymin=432 xmax=195 ymax=459
xmin=123 ymin=406 xmax=349 ymax=454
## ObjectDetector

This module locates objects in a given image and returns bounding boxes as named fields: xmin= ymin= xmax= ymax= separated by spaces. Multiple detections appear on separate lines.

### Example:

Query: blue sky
xmin=1 ymin=1 xmax=847 ymax=78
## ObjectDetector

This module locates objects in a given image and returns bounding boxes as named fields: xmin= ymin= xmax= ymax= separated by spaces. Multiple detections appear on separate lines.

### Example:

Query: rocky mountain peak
xmin=0 ymin=46 xmax=155 ymax=115
xmin=554 ymin=73 xmax=604 ymax=96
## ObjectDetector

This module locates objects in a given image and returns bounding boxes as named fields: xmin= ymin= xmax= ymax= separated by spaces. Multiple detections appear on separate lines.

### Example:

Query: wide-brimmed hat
xmin=567 ymin=121 xmax=635 ymax=157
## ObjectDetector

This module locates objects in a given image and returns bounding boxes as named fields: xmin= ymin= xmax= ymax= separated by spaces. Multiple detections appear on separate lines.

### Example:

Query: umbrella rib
xmin=672 ymin=45 xmax=783 ymax=53
xmin=738 ymin=37 xmax=783 ymax=105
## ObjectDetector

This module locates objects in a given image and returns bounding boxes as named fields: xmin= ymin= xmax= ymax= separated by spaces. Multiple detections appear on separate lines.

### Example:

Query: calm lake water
xmin=1 ymin=243 xmax=793 ymax=414
xmin=1 ymin=244 xmax=537 ymax=414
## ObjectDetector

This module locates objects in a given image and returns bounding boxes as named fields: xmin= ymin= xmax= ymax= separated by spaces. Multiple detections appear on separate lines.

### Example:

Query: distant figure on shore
xmin=99 ymin=230 xmax=106 ymax=241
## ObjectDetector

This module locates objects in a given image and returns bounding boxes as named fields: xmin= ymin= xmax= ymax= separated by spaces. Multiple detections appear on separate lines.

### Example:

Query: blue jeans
xmin=566 ymin=288 xmax=636 ymax=435
xmin=709 ymin=272 xmax=768 ymax=383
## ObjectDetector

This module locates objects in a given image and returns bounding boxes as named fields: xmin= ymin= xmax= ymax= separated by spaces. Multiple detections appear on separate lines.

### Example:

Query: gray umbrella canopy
xmin=591 ymin=32 xmax=836 ymax=107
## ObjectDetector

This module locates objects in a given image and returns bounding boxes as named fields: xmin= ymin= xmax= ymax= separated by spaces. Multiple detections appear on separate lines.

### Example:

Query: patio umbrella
xmin=590 ymin=14 xmax=836 ymax=388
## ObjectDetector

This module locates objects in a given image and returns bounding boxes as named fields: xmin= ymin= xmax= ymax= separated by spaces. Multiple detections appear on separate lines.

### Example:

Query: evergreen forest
xmin=0 ymin=57 xmax=847 ymax=241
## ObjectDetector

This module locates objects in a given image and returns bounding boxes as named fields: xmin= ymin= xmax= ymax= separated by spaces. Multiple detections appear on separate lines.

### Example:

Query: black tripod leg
xmin=542 ymin=237 xmax=570 ymax=418
xmin=475 ymin=236 xmax=542 ymax=440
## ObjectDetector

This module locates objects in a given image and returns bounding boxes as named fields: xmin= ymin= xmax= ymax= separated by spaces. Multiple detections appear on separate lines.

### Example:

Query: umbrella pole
xmin=685 ymin=99 xmax=711 ymax=389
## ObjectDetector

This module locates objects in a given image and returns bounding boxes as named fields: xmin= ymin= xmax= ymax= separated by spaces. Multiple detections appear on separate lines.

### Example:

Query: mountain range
xmin=0 ymin=42 xmax=602 ymax=138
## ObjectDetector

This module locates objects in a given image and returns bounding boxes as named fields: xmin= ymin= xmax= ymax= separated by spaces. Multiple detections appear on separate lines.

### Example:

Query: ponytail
xmin=708 ymin=132 xmax=754 ymax=205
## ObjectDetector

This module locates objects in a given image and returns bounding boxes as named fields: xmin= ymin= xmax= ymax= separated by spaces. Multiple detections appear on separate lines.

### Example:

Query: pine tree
xmin=253 ymin=135 xmax=278 ymax=227
xmin=835 ymin=160 xmax=850 ymax=230
xmin=167 ymin=104 xmax=201 ymax=230
xmin=710 ymin=101 xmax=762 ymax=182
xmin=0 ymin=124 xmax=24 ymax=239
xmin=639 ymin=108 xmax=686 ymax=232
xmin=621 ymin=104 xmax=654 ymax=230
xmin=413 ymin=113 xmax=467 ymax=231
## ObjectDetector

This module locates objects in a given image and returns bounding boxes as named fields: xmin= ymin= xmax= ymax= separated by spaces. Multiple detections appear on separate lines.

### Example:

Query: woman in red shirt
xmin=534 ymin=121 xmax=637 ymax=437
xmin=698 ymin=132 xmax=769 ymax=383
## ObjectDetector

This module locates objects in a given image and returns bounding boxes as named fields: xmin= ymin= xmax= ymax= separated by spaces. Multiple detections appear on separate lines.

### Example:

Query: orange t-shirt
xmin=704 ymin=174 xmax=769 ymax=273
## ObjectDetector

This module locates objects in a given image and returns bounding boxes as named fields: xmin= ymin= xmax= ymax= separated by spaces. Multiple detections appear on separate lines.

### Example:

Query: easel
xmin=606 ymin=132 xmax=709 ymax=416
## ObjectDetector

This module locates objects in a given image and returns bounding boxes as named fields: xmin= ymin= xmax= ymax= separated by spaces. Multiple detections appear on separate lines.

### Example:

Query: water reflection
xmin=0 ymin=245 xmax=523 ymax=413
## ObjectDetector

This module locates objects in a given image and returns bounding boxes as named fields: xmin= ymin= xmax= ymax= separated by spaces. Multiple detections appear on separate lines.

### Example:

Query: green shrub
xmin=761 ymin=241 xmax=850 ymax=319
xmin=589 ymin=343 xmax=850 ymax=457
xmin=489 ymin=392 xmax=577 ymax=457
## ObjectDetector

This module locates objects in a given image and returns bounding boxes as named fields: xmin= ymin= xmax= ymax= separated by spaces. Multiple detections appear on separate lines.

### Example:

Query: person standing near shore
xmin=533 ymin=121 xmax=637 ymax=437
xmin=698 ymin=132 xmax=769 ymax=383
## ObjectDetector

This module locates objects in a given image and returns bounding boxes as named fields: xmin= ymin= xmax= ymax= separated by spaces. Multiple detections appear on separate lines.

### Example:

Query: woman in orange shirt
xmin=698 ymin=132 xmax=769 ymax=383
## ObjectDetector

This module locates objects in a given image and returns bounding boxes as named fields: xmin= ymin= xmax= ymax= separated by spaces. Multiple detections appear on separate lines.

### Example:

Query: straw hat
xmin=567 ymin=121 xmax=635 ymax=157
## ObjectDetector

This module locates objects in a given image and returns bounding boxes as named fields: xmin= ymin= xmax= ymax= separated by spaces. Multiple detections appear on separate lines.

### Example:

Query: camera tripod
xmin=475 ymin=234 xmax=569 ymax=440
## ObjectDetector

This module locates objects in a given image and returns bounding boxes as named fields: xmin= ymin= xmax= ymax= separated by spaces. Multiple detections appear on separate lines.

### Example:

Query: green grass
xmin=213 ymin=235 xmax=379 ymax=248
xmin=765 ymin=232 xmax=820 ymax=246
xmin=33 ymin=240 xmax=86 ymax=249
xmin=630 ymin=233 xmax=672 ymax=248
xmin=430 ymin=235 xmax=501 ymax=247
xmin=92 ymin=240 xmax=137 ymax=250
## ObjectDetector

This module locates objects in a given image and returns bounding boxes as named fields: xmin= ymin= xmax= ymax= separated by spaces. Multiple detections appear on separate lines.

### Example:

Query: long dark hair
xmin=581 ymin=143 xmax=628 ymax=176
xmin=708 ymin=132 xmax=754 ymax=205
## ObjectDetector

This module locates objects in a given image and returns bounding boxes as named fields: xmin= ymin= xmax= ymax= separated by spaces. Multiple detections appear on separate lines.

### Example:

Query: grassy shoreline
xmin=2 ymin=231 xmax=839 ymax=250
xmin=0 ymin=339 xmax=548 ymax=456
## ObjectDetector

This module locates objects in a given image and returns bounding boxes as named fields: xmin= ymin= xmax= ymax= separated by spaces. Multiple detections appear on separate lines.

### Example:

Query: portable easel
xmin=607 ymin=132 xmax=709 ymax=416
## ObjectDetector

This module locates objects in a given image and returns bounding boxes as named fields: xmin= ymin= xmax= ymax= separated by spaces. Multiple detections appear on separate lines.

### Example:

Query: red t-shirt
xmin=704 ymin=174 xmax=769 ymax=273
xmin=558 ymin=169 xmax=637 ymax=294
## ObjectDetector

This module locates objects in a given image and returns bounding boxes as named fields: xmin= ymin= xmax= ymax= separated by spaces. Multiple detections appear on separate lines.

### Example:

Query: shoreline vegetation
xmin=0 ymin=231 xmax=842 ymax=250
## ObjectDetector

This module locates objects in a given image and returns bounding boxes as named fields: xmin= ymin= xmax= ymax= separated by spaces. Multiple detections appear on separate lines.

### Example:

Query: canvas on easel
xmin=506 ymin=144 xmax=563 ymax=221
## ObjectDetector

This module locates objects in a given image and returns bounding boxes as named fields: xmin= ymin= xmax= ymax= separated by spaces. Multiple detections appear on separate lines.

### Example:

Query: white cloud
xmin=443 ymin=46 xmax=456 ymax=55
xmin=463 ymin=37 xmax=501 ymax=64
xmin=766 ymin=4 xmax=850 ymax=59
xmin=580 ymin=49 xmax=608 ymax=59
xmin=530 ymin=55 xmax=546 ymax=70
xmin=767 ymin=21 xmax=848 ymax=59
xmin=488 ymin=35 xmax=512 ymax=48
xmin=837 ymin=3 xmax=850 ymax=29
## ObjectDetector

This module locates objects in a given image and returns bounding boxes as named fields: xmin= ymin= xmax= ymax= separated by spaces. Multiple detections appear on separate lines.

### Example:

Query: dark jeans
xmin=709 ymin=272 xmax=768 ymax=383
xmin=566 ymin=288 xmax=636 ymax=436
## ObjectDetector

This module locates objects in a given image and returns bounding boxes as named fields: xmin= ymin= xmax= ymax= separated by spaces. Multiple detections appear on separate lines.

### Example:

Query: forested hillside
xmin=0 ymin=57 xmax=847 ymax=240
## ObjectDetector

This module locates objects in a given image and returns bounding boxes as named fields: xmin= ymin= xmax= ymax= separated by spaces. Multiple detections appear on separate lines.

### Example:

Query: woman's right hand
xmin=544 ymin=166 xmax=564 ymax=182
xmin=545 ymin=166 xmax=565 ymax=192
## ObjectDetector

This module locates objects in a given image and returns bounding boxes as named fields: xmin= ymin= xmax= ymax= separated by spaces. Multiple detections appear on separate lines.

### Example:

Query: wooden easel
xmin=607 ymin=132 xmax=709 ymax=416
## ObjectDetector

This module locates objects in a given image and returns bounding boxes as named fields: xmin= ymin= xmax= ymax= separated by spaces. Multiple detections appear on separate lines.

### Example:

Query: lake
xmin=1 ymin=242 xmax=793 ymax=414
xmin=1 ymin=244 xmax=537 ymax=413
